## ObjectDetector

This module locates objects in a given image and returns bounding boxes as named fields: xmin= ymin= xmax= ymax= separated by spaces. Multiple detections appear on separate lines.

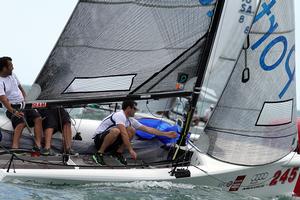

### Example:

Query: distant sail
xmin=32 ymin=0 xmax=216 ymax=103
xmin=205 ymin=0 xmax=297 ymax=165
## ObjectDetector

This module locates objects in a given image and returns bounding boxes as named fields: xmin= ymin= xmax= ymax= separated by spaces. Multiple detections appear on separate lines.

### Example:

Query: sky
xmin=0 ymin=0 xmax=299 ymax=104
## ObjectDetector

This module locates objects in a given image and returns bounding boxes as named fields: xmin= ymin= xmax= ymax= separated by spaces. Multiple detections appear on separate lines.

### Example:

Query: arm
xmin=18 ymin=85 xmax=26 ymax=99
xmin=117 ymin=124 xmax=137 ymax=159
xmin=0 ymin=95 xmax=23 ymax=118
xmin=138 ymin=125 xmax=177 ymax=138
xmin=117 ymin=124 xmax=133 ymax=151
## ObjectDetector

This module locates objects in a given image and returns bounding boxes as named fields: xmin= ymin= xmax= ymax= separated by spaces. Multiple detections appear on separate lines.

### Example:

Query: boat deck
xmin=0 ymin=152 xmax=173 ymax=170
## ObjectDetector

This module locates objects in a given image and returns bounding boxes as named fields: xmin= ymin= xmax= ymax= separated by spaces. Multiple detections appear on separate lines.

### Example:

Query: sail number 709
xmin=269 ymin=167 xmax=299 ymax=186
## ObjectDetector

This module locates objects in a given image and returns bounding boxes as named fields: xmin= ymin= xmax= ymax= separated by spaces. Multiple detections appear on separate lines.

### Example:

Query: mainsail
xmin=205 ymin=0 xmax=297 ymax=165
xmin=29 ymin=0 xmax=216 ymax=106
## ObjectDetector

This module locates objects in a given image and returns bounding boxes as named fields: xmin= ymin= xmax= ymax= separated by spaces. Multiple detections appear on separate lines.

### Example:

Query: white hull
xmin=0 ymin=151 xmax=299 ymax=198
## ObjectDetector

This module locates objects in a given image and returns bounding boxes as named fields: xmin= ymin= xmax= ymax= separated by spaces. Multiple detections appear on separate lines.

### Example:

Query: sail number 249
xmin=269 ymin=167 xmax=299 ymax=186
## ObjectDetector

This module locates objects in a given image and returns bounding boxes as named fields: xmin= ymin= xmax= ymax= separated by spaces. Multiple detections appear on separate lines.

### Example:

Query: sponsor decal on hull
xmin=241 ymin=172 xmax=269 ymax=191
xmin=32 ymin=102 xmax=47 ymax=108
xmin=250 ymin=172 xmax=269 ymax=185
xmin=229 ymin=175 xmax=246 ymax=191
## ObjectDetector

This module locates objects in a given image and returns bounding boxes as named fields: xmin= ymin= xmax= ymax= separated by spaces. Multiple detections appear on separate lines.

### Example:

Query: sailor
xmin=39 ymin=108 xmax=75 ymax=156
xmin=0 ymin=56 xmax=42 ymax=151
xmin=92 ymin=100 xmax=177 ymax=166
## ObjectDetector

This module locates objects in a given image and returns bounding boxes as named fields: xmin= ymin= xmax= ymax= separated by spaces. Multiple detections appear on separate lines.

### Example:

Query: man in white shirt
xmin=0 ymin=57 xmax=42 ymax=151
xmin=92 ymin=100 xmax=177 ymax=166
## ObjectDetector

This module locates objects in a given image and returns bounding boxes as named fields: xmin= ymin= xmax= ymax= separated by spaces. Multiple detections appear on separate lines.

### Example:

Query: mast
xmin=174 ymin=0 xmax=225 ymax=151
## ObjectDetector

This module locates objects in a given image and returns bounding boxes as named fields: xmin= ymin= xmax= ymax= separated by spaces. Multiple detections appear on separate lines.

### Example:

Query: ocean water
xmin=0 ymin=180 xmax=294 ymax=200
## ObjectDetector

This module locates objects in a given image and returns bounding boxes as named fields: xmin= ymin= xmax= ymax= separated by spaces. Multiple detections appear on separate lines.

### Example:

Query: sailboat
xmin=0 ymin=0 xmax=299 ymax=197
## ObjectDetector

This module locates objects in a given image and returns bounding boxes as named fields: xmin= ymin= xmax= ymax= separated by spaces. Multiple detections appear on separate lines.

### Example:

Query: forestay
xmin=31 ymin=0 xmax=216 ymax=103
xmin=205 ymin=0 xmax=297 ymax=165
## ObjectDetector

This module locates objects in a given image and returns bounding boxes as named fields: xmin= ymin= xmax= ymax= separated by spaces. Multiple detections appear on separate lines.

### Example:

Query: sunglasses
xmin=133 ymin=106 xmax=138 ymax=111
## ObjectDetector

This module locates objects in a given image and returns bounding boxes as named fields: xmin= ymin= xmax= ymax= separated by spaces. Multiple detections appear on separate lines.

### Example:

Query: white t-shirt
xmin=93 ymin=110 xmax=143 ymax=137
xmin=0 ymin=73 xmax=24 ymax=104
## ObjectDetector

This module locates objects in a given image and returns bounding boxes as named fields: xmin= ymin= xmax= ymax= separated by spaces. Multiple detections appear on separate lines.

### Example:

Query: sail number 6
xmin=240 ymin=0 xmax=252 ymax=34
xmin=269 ymin=167 xmax=299 ymax=186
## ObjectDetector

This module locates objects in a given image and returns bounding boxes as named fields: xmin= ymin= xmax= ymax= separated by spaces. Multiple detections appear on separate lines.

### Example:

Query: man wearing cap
xmin=92 ymin=100 xmax=177 ymax=166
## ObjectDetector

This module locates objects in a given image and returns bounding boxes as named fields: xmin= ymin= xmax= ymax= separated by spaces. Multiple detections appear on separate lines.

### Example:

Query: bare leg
xmin=12 ymin=123 xmax=25 ymax=149
xmin=33 ymin=117 xmax=43 ymax=148
xmin=44 ymin=128 xmax=54 ymax=149
xmin=62 ymin=122 xmax=72 ymax=150
xmin=116 ymin=126 xmax=136 ymax=154
xmin=98 ymin=128 xmax=120 ymax=153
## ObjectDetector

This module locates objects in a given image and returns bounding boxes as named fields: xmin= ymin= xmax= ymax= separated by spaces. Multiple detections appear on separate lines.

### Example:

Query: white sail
xmin=205 ymin=0 xmax=297 ymax=165
xmin=198 ymin=0 xmax=259 ymax=114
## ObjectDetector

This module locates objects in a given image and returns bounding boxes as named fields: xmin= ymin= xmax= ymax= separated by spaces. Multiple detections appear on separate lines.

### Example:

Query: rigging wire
xmin=145 ymin=98 xmax=173 ymax=156
xmin=68 ymin=107 xmax=84 ymax=134
xmin=144 ymin=98 xmax=189 ymax=158
xmin=58 ymin=108 xmax=67 ymax=155
xmin=68 ymin=107 xmax=86 ymax=141
xmin=145 ymin=100 xmax=166 ymax=119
